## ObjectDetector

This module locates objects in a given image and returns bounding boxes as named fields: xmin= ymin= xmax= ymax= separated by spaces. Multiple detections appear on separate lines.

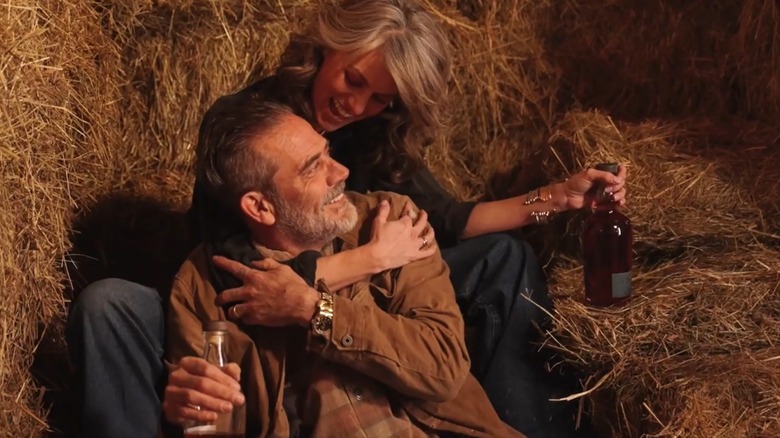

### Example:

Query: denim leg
xmin=443 ymin=234 xmax=583 ymax=438
xmin=66 ymin=278 xmax=165 ymax=438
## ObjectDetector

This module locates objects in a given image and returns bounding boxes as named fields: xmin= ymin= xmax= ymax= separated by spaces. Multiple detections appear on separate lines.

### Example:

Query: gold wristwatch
xmin=312 ymin=280 xmax=334 ymax=335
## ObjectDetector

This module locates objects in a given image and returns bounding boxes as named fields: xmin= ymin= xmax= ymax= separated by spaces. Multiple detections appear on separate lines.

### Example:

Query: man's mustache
xmin=323 ymin=182 xmax=346 ymax=205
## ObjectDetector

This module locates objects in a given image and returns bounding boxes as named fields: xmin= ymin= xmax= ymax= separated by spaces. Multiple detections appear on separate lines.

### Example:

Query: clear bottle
xmin=183 ymin=320 xmax=246 ymax=438
xmin=583 ymin=162 xmax=633 ymax=307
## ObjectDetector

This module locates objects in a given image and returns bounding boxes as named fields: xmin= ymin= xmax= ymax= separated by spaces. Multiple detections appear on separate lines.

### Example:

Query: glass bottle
xmin=583 ymin=162 xmax=633 ymax=306
xmin=183 ymin=320 xmax=246 ymax=438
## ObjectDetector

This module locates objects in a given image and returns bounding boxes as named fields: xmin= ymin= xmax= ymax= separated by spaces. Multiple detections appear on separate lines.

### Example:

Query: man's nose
xmin=327 ymin=158 xmax=349 ymax=186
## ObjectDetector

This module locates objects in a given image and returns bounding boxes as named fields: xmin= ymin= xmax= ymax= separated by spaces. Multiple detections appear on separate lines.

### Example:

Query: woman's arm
xmin=462 ymin=165 xmax=628 ymax=239
xmin=315 ymin=198 xmax=435 ymax=290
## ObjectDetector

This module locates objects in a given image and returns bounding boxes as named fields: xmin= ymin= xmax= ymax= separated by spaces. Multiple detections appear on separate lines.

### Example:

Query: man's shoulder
xmin=341 ymin=191 xmax=420 ymax=247
xmin=346 ymin=191 xmax=417 ymax=219
xmin=174 ymin=244 xmax=211 ymax=285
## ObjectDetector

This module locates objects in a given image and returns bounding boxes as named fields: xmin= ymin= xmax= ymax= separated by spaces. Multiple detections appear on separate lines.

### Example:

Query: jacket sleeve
xmin=371 ymin=166 xmax=477 ymax=248
xmin=166 ymin=256 xmax=225 ymax=362
xmin=307 ymin=197 xmax=471 ymax=403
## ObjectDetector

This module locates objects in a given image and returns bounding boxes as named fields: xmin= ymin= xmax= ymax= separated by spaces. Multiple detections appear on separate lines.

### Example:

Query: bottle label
xmin=611 ymin=271 xmax=631 ymax=298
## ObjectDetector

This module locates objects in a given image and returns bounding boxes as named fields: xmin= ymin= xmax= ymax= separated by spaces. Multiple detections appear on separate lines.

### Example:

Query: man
xmin=163 ymin=97 xmax=523 ymax=437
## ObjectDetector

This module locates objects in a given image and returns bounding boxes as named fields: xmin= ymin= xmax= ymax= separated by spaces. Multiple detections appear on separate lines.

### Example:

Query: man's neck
xmin=250 ymin=230 xmax=328 ymax=260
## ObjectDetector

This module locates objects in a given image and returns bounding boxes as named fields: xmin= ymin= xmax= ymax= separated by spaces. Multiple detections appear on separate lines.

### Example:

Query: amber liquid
xmin=583 ymin=197 xmax=633 ymax=307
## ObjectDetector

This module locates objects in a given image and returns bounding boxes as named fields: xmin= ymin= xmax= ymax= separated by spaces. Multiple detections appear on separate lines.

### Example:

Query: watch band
xmin=312 ymin=279 xmax=334 ymax=336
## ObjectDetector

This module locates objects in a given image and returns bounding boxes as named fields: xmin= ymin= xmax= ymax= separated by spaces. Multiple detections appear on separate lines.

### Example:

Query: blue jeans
xmin=443 ymin=234 xmax=587 ymax=438
xmin=66 ymin=278 xmax=166 ymax=438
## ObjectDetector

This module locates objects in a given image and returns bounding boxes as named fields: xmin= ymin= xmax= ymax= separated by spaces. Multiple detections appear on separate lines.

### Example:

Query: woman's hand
xmin=163 ymin=357 xmax=244 ymax=426
xmin=364 ymin=199 xmax=436 ymax=272
xmin=554 ymin=164 xmax=628 ymax=211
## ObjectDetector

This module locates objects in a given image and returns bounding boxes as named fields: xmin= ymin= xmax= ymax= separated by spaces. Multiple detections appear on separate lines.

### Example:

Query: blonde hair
xmin=274 ymin=0 xmax=452 ymax=182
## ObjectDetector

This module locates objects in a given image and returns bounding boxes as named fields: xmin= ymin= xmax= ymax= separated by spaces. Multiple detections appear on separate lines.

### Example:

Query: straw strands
xmin=539 ymin=109 xmax=780 ymax=435
xmin=2 ymin=0 xmax=779 ymax=436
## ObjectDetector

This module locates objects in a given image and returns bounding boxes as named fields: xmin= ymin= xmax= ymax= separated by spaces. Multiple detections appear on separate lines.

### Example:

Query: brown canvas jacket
xmin=167 ymin=191 xmax=524 ymax=438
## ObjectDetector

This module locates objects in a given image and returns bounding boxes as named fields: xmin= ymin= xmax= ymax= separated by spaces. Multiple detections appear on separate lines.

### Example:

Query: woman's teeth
xmin=333 ymin=100 xmax=352 ymax=119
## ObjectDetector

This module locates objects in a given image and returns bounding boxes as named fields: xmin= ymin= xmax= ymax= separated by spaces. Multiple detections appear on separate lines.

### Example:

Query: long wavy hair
xmin=271 ymin=0 xmax=452 ymax=183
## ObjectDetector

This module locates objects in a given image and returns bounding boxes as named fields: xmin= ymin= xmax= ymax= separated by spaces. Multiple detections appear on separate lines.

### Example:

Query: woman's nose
xmin=347 ymin=91 xmax=371 ymax=116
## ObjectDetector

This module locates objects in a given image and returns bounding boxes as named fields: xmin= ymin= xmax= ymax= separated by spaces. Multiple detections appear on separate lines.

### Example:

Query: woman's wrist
xmin=549 ymin=182 xmax=569 ymax=212
xmin=357 ymin=242 xmax=386 ymax=274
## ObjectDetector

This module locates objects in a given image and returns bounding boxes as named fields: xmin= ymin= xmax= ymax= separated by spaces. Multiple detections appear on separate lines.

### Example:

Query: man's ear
xmin=240 ymin=191 xmax=276 ymax=226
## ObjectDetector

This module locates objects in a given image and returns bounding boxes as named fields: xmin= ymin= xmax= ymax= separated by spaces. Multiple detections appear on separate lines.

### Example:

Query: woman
xmin=182 ymin=1 xmax=624 ymax=436
xmin=69 ymin=0 xmax=625 ymax=436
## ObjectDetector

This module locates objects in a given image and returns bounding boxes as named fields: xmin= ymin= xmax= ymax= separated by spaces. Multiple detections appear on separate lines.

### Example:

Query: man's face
xmin=260 ymin=113 xmax=358 ymax=246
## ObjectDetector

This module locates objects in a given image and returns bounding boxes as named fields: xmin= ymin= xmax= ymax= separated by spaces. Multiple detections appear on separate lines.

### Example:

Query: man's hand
xmin=364 ymin=199 xmax=436 ymax=272
xmin=213 ymin=255 xmax=320 ymax=327
xmin=163 ymin=357 xmax=244 ymax=425
xmin=554 ymin=164 xmax=628 ymax=211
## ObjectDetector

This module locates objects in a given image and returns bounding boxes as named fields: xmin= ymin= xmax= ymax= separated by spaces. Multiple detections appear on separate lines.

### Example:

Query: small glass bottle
xmin=583 ymin=162 xmax=633 ymax=306
xmin=183 ymin=320 xmax=246 ymax=438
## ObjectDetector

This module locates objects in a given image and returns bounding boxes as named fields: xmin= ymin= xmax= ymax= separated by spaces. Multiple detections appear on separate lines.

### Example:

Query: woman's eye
xmin=344 ymin=71 xmax=360 ymax=86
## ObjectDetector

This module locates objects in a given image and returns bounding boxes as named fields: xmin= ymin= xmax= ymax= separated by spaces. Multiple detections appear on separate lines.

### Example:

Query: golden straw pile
xmin=2 ymin=0 xmax=779 ymax=436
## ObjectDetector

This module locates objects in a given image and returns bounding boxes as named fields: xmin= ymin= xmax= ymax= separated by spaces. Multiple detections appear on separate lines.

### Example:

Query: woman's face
xmin=311 ymin=48 xmax=398 ymax=132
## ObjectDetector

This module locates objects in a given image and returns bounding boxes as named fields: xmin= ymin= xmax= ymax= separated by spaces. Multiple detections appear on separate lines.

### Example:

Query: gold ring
xmin=420 ymin=237 xmax=428 ymax=250
xmin=230 ymin=305 xmax=240 ymax=319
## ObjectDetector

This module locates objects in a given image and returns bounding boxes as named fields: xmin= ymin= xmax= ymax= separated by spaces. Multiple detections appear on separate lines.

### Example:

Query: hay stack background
xmin=2 ymin=0 xmax=778 ymax=436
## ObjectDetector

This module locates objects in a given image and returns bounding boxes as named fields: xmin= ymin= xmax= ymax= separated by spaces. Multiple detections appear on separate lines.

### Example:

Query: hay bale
xmin=547 ymin=0 xmax=780 ymax=122
xmin=543 ymin=109 xmax=776 ymax=260
xmin=98 ymin=0 xmax=305 ymax=170
xmin=4 ymin=0 xmax=780 ymax=435
xmin=546 ymin=246 xmax=780 ymax=436
xmin=540 ymin=111 xmax=780 ymax=436
xmin=1 ymin=0 xmax=125 ymax=435
xmin=423 ymin=0 xmax=561 ymax=201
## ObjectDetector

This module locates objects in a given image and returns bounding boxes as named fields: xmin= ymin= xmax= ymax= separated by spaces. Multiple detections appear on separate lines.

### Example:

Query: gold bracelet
xmin=523 ymin=188 xmax=539 ymax=205
xmin=524 ymin=185 xmax=552 ymax=205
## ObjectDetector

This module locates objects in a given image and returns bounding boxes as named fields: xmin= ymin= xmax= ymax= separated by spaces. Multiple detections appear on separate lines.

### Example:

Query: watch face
xmin=315 ymin=315 xmax=332 ymax=333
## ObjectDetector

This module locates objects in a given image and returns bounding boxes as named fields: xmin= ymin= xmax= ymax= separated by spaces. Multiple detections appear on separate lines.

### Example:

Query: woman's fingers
xmin=374 ymin=199 xmax=391 ymax=226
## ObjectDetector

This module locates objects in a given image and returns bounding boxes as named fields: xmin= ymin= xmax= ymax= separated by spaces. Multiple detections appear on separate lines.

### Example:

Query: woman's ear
xmin=240 ymin=191 xmax=276 ymax=226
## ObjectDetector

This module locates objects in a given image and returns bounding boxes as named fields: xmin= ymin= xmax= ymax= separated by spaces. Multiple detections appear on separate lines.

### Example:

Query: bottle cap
xmin=595 ymin=162 xmax=619 ymax=176
xmin=203 ymin=320 xmax=230 ymax=332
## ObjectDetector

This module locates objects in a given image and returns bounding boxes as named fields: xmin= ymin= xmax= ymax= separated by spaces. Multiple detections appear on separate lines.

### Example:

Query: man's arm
xmin=164 ymin=260 xmax=245 ymax=426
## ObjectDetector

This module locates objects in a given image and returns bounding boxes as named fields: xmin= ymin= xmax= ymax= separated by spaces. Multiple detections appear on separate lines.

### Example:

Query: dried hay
xmin=545 ymin=245 xmax=780 ymax=437
xmin=542 ymin=110 xmax=778 ymax=261
xmin=540 ymin=110 xmax=780 ymax=436
xmin=1 ymin=0 xmax=125 ymax=435
xmin=423 ymin=0 xmax=561 ymax=201
xmin=96 ymin=0 xmax=309 ymax=170
xmin=3 ymin=0 xmax=780 ymax=435
xmin=547 ymin=0 xmax=780 ymax=122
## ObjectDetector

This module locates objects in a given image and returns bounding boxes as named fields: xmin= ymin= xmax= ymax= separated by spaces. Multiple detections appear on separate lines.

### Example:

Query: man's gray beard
xmin=270 ymin=185 xmax=358 ymax=247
